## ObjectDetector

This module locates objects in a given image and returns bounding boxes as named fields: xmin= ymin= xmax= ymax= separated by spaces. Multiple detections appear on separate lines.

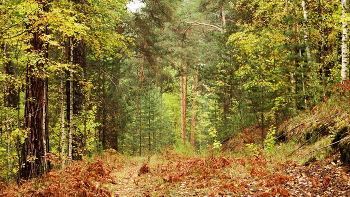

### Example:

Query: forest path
xmin=110 ymin=161 xmax=150 ymax=197
xmin=1 ymin=151 xmax=350 ymax=196
xmin=106 ymin=153 xmax=350 ymax=197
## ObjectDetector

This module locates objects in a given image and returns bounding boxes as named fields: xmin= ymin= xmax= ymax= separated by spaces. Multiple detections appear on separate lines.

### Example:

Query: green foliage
xmin=264 ymin=126 xmax=277 ymax=153
xmin=75 ymin=106 xmax=101 ymax=154
xmin=246 ymin=143 xmax=260 ymax=156
xmin=208 ymin=129 xmax=222 ymax=151
xmin=0 ymin=127 xmax=27 ymax=180
xmin=173 ymin=142 xmax=196 ymax=156
xmin=245 ymin=126 xmax=276 ymax=156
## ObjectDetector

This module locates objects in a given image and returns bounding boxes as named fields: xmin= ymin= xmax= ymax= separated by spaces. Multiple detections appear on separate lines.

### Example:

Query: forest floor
xmin=1 ymin=144 xmax=350 ymax=197
xmin=108 ymin=150 xmax=350 ymax=197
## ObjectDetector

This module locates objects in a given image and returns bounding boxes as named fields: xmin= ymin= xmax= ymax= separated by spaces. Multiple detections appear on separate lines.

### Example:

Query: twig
xmin=185 ymin=22 xmax=224 ymax=32
xmin=92 ymin=64 xmax=119 ymax=88
xmin=287 ymin=139 xmax=310 ymax=157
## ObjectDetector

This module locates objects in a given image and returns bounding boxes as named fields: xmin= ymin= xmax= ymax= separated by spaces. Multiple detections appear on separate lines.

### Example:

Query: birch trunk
xmin=68 ymin=38 xmax=74 ymax=164
xmin=342 ymin=0 xmax=348 ymax=82
xmin=42 ymin=78 xmax=48 ymax=173
xmin=301 ymin=0 xmax=311 ymax=62
xmin=60 ymin=79 xmax=66 ymax=168
xmin=68 ymin=71 xmax=73 ymax=163
xmin=300 ymin=0 xmax=309 ymax=108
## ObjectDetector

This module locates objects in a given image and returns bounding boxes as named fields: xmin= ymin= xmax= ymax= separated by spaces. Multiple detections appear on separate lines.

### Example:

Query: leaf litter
xmin=0 ymin=149 xmax=350 ymax=196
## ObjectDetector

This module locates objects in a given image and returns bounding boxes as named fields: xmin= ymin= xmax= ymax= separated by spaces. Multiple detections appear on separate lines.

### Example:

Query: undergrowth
xmin=0 ymin=150 xmax=128 ymax=197
xmin=0 ymin=138 xmax=343 ymax=196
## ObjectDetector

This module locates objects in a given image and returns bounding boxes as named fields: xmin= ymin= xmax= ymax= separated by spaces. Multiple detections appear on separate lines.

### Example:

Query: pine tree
xmin=20 ymin=0 xmax=50 ymax=179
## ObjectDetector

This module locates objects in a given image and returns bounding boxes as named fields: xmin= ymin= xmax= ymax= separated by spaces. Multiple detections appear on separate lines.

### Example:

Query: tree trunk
xmin=66 ymin=37 xmax=74 ymax=164
xmin=221 ymin=5 xmax=226 ymax=33
xmin=342 ymin=0 xmax=348 ymax=82
xmin=60 ymin=78 xmax=66 ymax=168
xmin=72 ymin=39 xmax=85 ymax=161
xmin=63 ymin=0 xmax=86 ymax=161
xmin=19 ymin=0 xmax=50 ymax=180
xmin=20 ymin=42 xmax=48 ymax=179
xmin=190 ymin=71 xmax=198 ymax=149
xmin=179 ymin=60 xmax=188 ymax=145
xmin=299 ymin=49 xmax=308 ymax=109
xmin=138 ymin=64 xmax=144 ymax=156
xmin=148 ymin=93 xmax=152 ymax=153
xmin=301 ymin=0 xmax=310 ymax=109
xmin=299 ymin=0 xmax=310 ymax=108
xmin=42 ymin=78 xmax=48 ymax=172
xmin=68 ymin=70 xmax=74 ymax=162
xmin=301 ymin=0 xmax=311 ymax=62
xmin=65 ymin=39 xmax=85 ymax=161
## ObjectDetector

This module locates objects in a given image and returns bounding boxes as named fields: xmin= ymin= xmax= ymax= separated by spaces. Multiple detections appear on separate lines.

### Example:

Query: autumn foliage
xmin=0 ymin=154 xmax=125 ymax=197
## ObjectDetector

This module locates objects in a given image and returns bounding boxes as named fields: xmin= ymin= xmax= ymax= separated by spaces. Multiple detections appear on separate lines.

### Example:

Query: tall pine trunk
xmin=20 ymin=0 xmax=50 ymax=179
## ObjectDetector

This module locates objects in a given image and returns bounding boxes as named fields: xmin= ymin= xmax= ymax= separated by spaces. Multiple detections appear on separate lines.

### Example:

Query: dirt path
xmin=108 ymin=153 xmax=350 ymax=197
xmin=1 ymin=152 xmax=349 ymax=197
xmin=111 ymin=163 xmax=149 ymax=197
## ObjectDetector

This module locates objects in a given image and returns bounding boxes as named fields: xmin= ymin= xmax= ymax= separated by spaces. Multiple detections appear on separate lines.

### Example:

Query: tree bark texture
xmin=20 ymin=32 xmax=49 ymax=180
xmin=20 ymin=0 xmax=50 ymax=180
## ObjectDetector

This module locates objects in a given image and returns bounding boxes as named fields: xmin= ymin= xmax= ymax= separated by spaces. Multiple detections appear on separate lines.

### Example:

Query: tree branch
xmin=186 ymin=22 xmax=224 ymax=32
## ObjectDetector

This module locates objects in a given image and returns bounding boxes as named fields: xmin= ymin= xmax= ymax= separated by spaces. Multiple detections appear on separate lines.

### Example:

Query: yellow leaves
xmin=228 ymin=30 xmax=257 ymax=50
xmin=40 ymin=34 xmax=60 ymax=47
xmin=46 ymin=8 xmax=90 ymax=38
xmin=227 ymin=23 xmax=294 ymax=109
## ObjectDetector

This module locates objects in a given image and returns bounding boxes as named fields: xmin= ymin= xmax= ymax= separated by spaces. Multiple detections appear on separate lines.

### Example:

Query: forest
xmin=1 ymin=0 xmax=350 ymax=196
